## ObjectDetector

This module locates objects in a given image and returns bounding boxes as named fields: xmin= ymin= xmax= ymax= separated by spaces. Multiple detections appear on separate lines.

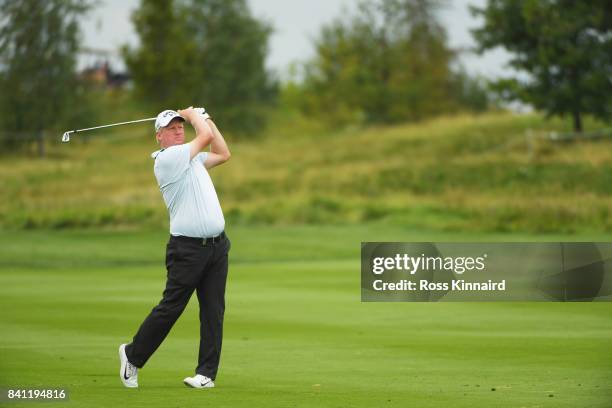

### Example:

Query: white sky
xmin=80 ymin=0 xmax=511 ymax=79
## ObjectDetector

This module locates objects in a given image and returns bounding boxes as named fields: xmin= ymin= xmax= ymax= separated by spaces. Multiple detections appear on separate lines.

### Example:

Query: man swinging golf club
xmin=119 ymin=106 xmax=231 ymax=389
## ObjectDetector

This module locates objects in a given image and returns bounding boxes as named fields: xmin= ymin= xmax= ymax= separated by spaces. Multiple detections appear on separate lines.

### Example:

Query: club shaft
xmin=69 ymin=117 xmax=156 ymax=134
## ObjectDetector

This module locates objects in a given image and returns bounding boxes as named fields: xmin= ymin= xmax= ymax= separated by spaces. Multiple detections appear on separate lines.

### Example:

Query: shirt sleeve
xmin=195 ymin=152 xmax=208 ymax=166
xmin=153 ymin=144 xmax=191 ymax=186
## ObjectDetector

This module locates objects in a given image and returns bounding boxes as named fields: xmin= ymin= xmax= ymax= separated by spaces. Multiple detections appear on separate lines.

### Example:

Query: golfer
xmin=119 ymin=106 xmax=231 ymax=389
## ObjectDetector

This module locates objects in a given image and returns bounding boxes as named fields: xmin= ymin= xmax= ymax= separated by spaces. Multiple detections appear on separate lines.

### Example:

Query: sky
xmin=80 ymin=0 xmax=511 ymax=79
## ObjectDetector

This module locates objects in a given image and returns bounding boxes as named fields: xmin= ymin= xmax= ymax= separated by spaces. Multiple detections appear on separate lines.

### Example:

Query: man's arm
xmin=204 ymin=119 xmax=231 ymax=169
xmin=178 ymin=107 xmax=214 ymax=160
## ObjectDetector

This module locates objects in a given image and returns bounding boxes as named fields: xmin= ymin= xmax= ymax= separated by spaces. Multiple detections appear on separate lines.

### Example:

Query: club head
xmin=62 ymin=132 xmax=71 ymax=143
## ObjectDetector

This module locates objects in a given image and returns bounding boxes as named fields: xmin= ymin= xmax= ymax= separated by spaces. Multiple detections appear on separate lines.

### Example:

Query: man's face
xmin=156 ymin=118 xmax=185 ymax=148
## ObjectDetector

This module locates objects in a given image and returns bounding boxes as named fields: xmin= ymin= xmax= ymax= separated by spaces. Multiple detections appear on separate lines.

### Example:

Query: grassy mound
xmin=1 ymin=110 xmax=610 ymax=233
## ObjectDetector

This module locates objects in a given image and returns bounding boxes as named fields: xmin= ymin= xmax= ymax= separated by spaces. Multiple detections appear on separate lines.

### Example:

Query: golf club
xmin=61 ymin=108 xmax=206 ymax=142
xmin=61 ymin=117 xmax=157 ymax=142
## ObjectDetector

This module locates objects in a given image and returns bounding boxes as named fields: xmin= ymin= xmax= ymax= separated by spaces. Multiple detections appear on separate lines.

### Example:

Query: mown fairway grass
xmin=1 ymin=225 xmax=611 ymax=407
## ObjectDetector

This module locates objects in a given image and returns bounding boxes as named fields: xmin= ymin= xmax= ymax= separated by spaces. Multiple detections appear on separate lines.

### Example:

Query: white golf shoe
xmin=183 ymin=374 xmax=215 ymax=389
xmin=118 ymin=344 xmax=138 ymax=388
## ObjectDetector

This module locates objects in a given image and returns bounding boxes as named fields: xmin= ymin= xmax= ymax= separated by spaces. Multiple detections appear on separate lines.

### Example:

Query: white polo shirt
xmin=151 ymin=143 xmax=225 ymax=238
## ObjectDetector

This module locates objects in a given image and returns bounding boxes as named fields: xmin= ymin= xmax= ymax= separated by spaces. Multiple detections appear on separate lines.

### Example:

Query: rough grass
xmin=1 ymin=110 xmax=611 ymax=232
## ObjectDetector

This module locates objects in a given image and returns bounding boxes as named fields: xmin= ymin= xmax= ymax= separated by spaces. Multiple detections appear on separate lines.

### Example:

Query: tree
xmin=0 ymin=0 xmax=92 ymax=155
xmin=301 ymin=0 xmax=458 ymax=125
xmin=184 ymin=0 xmax=277 ymax=135
xmin=472 ymin=0 xmax=612 ymax=132
xmin=124 ymin=0 xmax=277 ymax=135
xmin=450 ymin=69 xmax=492 ymax=113
xmin=122 ymin=0 xmax=198 ymax=110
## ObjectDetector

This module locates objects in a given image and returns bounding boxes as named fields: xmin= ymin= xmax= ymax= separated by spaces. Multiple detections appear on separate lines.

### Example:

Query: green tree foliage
xmin=301 ymin=0 xmax=477 ymax=125
xmin=0 ymin=0 xmax=92 ymax=154
xmin=123 ymin=0 xmax=276 ymax=135
xmin=122 ymin=0 xmax=197 ymax=110
xmin=184 ymin=0 xmax=277 ymax=135
xmin=450 ymin=69 xmax=491 ymax=113
xmin=472 ymin=0 xmax=612 ymax=132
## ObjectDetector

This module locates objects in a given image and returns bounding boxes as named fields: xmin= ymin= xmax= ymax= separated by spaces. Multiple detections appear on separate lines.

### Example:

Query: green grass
xmin=1 ymin=110 xmax=611 ymax=232
xmin=1 ymin=225 xmax=611 ymax=407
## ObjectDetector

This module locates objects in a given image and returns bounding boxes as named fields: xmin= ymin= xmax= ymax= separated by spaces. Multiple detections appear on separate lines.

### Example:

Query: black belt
xmin=170 ymin=231 xmax=226 ymax=246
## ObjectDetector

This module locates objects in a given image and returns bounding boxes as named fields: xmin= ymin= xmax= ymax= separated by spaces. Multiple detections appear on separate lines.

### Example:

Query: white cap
xmin=155 ymin=110 xmax=185 ymax=132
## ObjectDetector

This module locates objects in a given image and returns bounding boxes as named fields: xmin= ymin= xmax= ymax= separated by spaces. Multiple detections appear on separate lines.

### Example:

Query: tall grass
xmin=1 ymin=108 xmax=610 ymax=233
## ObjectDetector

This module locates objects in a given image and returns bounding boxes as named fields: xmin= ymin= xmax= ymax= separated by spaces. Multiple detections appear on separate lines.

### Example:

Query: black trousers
xmin=125 ymin=233 xmax=230 ymax=380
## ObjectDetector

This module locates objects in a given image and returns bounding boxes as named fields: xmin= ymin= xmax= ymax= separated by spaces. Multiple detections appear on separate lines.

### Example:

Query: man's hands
xmin=193 ymin=107 xmax=210 ymax=120
xmin=177 ymin=106 xmax=210 ymax=121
